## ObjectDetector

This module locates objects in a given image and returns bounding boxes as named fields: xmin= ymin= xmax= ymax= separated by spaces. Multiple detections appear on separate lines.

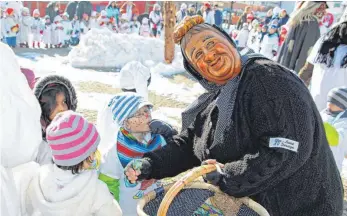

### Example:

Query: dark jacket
xmin=214 ymin=9 xmax=223 ymax=27
xmin=237 ymin=13 xmax=247 ymax=30
xmin=144 ymin=59 xmax=343 ymax=215
xmin=278 ymin=15 xmax=289 ymax=28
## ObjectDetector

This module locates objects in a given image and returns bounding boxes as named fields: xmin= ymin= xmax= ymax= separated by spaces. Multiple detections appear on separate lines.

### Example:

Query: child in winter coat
xmin=149 ymin=4 xmax=162 ymax=37
xmin=25 ymin=111 xmax=123 ymax=216
xmin=98 ymin=10 xmax=110 ymax=30
xmin=19 ymin=7 xmax=32 ymax=48
xmin=97 ymin=92 xmax=176 ymax=215
xmin=139 ymin=17 xmax=150 ymax=37
xmin=90 ymin=11 xmax=98 ymax=29
xmin=235 ymin=23 xmax=249 ymax=49
xmin=256 ymin=25 xmax=268 ymax=53
xmin=129 ymin=14 xmax=140 ymax=35
xmin=61 ymin=12 xmax=73 ymax=48
xmin=79 ymin=13 xmax=90 ymax=36
xmin=52 ymin=15 xmax=64 ymax=48
xmin=119 ymin=13 xmax=130 ymax=34
xmin=260 ymin=24 xmax=279 ymax=59
xmin=43 ymin=15 xmax=53 ymax=48
xmin=321 ymin=87 xmax=347 ymax=173
xmin=247 ymin=19 xmax=259 ymax=51
xmin=31 ymin=9 xmax=42 ymax=48
xmin=71 ymin=15 xmax=80 ymax=46
xmin=33 ymin=75 xmax=78 ymax=165
xmin=4 ymin=8 xmax=19 ymax=48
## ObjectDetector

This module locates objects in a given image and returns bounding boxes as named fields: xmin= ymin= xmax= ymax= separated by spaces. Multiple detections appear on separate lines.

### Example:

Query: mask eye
xmin=195 ymin=50 xmax=203 ymax=59
xmin=206 ymin=41 xmax=214 ymax=49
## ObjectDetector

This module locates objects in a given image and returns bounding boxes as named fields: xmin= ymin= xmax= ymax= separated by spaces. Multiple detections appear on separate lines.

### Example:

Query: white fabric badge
xmin=269 ymin=138 xmax=299 ymax=153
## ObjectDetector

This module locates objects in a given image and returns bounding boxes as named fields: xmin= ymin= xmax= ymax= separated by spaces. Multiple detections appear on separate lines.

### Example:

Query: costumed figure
xmin=124 ymin=15 xmax=344 ymax=216
xmin=277 ymin=1 xmax=327 ymax=73
xmin=4 ymin=8 xmax=19 ymax=48
xmin=89 ymin=11 xmax=98 ymax=29
xmin=98 ymin=10 xmax=110 ymax=30
xmin=246 ymin=19 xmax=259 ymax=51
xmin=33 ymin=74 xmax=78 ymax=165
xmin=298 ymin=20 xmax=347 ymax=110
xmin=79 ymin=13 xmax=90 ymax=36
xmin=149 ymin=4 xmax=162 ymax=37
xmin=61 ymin=12 xmax=73 ymax=47
xmin=139 ymin=17 xmax=150 ymax=37
xmin=0 ymin=42 xmax=42 ymax=216
xmin=203 ymin=2 xmax=214 ymax=25
xmin=260 ymin=24 xmax=279 ymax=59
xmin=52 ymin=15 xmax=64 ymax=48
xmin=321 ymin=87 xmax=347 ymax=173
xmin=235 ymin=23 xmax=249 ymax=49
xmin=31 ymin=9 xmax=43 ymax=48
xmin=119 ymin=13 xmax=130 ymax=34
xmin=71 ymin=15 xmax=80 ymax=46
xmin=130 ymin=14 xmax=140 ymax=35
xmin=19 ymin=7 xmax=32 ymax=48
xmin=43 ymin=15 xmax=53 ymax=48
xmin=176 ymin=3 xmax=187 ymax=24
xmin=97 ymin=92 xmax=176 ymax=215
xmin=25 ymin=111 xmax=123 ymax=215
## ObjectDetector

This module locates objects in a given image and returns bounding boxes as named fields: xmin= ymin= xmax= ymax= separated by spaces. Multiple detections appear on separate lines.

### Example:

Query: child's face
xmin=269 ymin=28 xmax=276 ymax=34
xmin=257 ymin=26 xmax=262 ymax=32
xmin=46 ymin=19 xmax=50 ymax=24
xmin=34 ymin=14 xmax=39 ymax=18
xmin=328 ymin=102 xmax=343 ymax=113
xmin=63 ymin=16 xmax=68 ymax=21
xmin=262 ymin=27 xmax=267 ymax=33
xmin=125 ymin=106 xmax=152 ymax=133
xmin=49 ymin=93 xmax=68 ymax=121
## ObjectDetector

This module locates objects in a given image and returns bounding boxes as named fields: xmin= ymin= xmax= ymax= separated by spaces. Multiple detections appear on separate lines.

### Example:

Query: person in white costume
xmin=19 ymin=7 xmax=32 ymax=48
xmin=119 ymin=61 xmax=151 ymax=100
xmin=149 ymin=4 xmax=162 ymax=37
xmin=139 ymin=17 xmax=150 ymax=37
xmin=260 ymin=24 xmax=279 ymax=59
xmin=42 ymin=15 xmax=53 ymax=48
xmin=31 ymin=9 xmax=42 ymax=48
xmin=98 ymin=10 xmax=111 ymax=30
xmin=52 ymin=15 xmax=64 ymax=48
xmin=298 ymin=20 xmax=347 ymax=111
xmin=0 ymin=42 xmax=42 ymax=216
xmin=235 ymin=23 xmax=249 ymax=49
xmin=129 ymin=14 xmax=140 ymax=35
xmin=61 ymin=12 xmax=72 ymax=47
xmin=90 ymin=11 xmax=98 ymax=29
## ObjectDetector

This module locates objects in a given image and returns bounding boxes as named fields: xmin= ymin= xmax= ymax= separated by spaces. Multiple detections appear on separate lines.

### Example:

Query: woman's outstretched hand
xmin=124 ymin=159 xmax=152 ymax=184
xmin=202 ymin=159 xmax=224 ymax=186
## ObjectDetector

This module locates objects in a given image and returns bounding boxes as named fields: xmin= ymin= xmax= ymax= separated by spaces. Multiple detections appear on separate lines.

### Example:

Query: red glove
xmin=153 ymin=24 xmax=157 ymax=30
xmin=40 ymin=30 xmax=43 ymax=34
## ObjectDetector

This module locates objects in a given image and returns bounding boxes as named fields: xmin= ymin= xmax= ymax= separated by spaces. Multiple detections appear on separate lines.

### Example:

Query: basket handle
xmin=157 ymin=164 xmax=217 ymax=215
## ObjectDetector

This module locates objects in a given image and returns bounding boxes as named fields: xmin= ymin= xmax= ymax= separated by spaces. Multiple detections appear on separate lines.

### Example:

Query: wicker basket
xmin=137 ymin=164 xmax=270 ymax=216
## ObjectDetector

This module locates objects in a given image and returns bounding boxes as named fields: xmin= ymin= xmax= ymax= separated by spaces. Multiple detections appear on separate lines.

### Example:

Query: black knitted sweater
xmin=144 ymin=59 xmax=343 ymax=216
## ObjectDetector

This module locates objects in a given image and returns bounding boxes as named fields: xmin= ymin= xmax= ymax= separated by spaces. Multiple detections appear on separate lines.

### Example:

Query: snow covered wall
xmin=68 ymin=28 xmax=185 ymax=76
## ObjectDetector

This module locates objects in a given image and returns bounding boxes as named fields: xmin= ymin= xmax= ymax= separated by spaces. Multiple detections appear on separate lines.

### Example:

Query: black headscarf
xmin=314 ymin=21 xmax=347 ymax=68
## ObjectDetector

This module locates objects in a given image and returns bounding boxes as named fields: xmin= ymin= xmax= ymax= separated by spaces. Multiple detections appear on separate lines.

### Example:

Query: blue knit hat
xmin=108 ymin=92 xmax=153 ymax=126
xmin=328 ymin=87 xmax=347 ymax=110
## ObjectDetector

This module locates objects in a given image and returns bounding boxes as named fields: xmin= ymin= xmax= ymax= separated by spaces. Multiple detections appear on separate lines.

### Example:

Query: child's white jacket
xmin=43 ymin=24 xmax=53 ymax=44
xmin=52 ymin=22 xmax=64 ymax=45
xmin=19 ymin=15 xmax=32 ymax=43
xmin=247 ymin=29 xmax=259 ymax=52
xmin=260 ymin=33 xmax=279 ymax=59
xmin=4 ymin=16 xmax=18 ymax=37
xmin=235 ymin=29 xmax=249 ymax=48
xmin=61 ymin=20 xmax=73 ymax=41
xmin=25 ymin=164 xmax=122 ymax=216
xmin=31 ymin=17 xmax=42 ymax=41
xmin=321 ymin=111 xmax=347 ymax=173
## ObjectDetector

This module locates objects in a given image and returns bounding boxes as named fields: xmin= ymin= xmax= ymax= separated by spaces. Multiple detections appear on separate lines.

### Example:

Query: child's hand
xmin=202 ymin=159 xmax=224 ymax=186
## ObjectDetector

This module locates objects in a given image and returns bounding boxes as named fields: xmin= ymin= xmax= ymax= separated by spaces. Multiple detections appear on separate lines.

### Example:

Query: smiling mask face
xmin=183 ymin=30 xmax=241 ymax=85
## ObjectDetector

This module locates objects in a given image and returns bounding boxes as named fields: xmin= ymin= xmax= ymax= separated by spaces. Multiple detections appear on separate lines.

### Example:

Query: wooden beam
xmin=163 ymin=1 xmax=176 ymax=64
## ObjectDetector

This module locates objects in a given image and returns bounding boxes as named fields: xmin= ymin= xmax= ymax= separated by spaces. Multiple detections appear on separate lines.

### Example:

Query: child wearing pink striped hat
xmin=25 ymin=111 xmax=122 ymax=216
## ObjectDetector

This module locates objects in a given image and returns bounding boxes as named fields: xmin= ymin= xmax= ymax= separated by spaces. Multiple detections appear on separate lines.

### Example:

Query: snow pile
xmin=69 ymin=28 xmax=185 ymax=74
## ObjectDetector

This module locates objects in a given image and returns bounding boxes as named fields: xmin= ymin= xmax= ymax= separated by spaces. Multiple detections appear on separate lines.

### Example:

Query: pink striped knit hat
xmin=46 ymin=111 xmax=100 ymax=166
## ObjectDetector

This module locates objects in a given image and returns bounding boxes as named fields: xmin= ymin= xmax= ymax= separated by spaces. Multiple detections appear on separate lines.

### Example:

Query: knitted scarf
xmin=117 ymin=128 xmax=166 ymax=168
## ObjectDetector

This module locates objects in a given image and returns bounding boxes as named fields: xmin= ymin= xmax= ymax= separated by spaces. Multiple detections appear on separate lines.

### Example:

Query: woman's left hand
xmin=202 ymin=159 xmax=224 ymax=186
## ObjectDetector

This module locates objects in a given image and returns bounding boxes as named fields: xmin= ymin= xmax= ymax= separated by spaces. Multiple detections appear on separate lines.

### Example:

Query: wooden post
xmin=163 ymin=1 xmax=176 ymax=64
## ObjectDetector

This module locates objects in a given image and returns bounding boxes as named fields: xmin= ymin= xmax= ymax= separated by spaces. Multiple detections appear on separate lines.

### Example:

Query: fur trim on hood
xmin=34 ymin=75 xmax=77 ymax=111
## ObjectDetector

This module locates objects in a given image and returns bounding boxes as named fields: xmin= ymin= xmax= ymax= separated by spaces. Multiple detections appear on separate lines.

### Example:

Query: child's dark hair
xmin=52 ymin=157 xmax=92 ymax=175
xmin=39 ymin=84 xmax=72 ymax=138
